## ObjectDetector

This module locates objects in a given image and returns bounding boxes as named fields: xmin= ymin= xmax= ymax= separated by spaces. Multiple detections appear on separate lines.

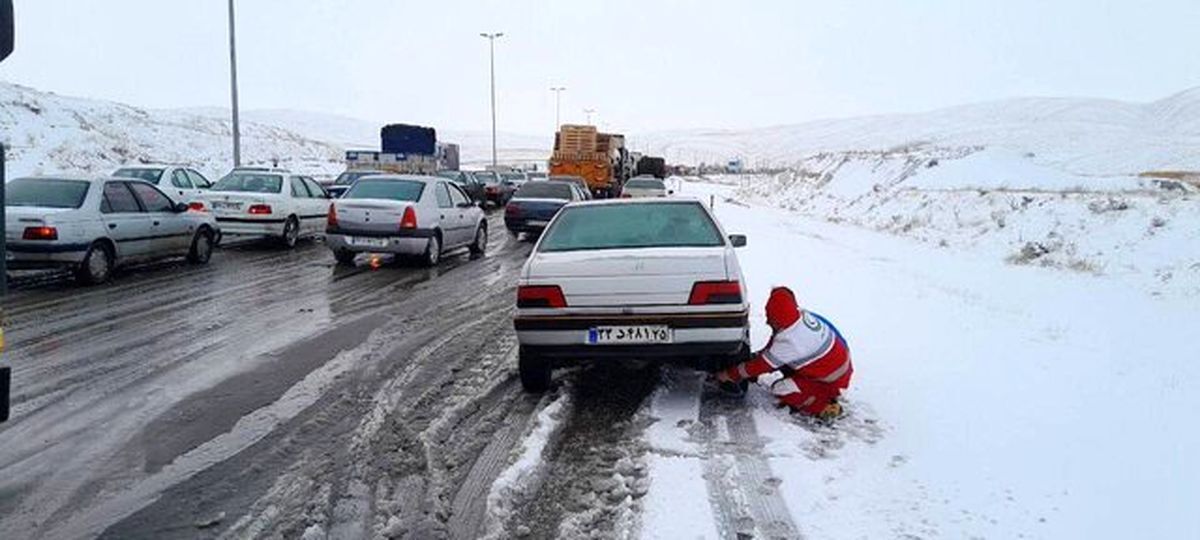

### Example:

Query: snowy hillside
xmin=0 ymin=82 xmax=344 ymax=180
xmin=634 ymin=89 xmax=1200 ymax=176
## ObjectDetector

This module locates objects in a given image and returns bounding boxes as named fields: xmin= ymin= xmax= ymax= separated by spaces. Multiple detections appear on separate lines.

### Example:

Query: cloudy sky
xmin=2 ymin=0 xmax=1198 ymax=134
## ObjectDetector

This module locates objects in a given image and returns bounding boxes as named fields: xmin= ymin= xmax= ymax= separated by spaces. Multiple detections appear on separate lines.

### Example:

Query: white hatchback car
xmin=513 ymin=199 xmax=750 ymax=392
xmin=112 ymin=165 xmax=214 ymax=209
xmin=326 ymin=175 xmax=487 ymax=266
xmin=204 ymin=169 xmax=331 ymax=247
xmin=5 ymin=176 xmax=220 ymax=283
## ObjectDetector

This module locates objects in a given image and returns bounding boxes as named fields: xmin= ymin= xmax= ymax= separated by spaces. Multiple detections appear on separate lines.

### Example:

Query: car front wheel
xmin=519 ymin=347 xmax=551 ymax=393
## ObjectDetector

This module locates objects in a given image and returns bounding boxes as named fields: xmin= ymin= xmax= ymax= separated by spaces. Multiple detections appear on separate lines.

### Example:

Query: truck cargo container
xmin=548 ymin=124 xmax=633 ymax=198
xmin=381 ymin=124 xmax=437 ymax=155
xmin=636 ymin=156 xmax=667 ymax=179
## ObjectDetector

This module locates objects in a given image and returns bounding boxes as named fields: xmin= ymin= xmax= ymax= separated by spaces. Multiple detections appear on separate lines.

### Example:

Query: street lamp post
xmin=550 ymin=86 xmax=566 ymax=129
xmin=480 ymin=32 xmax=503 ymax=169
xmin=583 ymin=108 xmax=596 ymax=125
xmin=227 ymin=0 xmax=242 ymax=167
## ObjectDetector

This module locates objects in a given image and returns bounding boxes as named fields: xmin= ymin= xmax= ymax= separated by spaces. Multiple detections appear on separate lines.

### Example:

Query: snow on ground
xmin=726 ymin=148 xmax=1200 ymax=297
xmin=627 ymin=182 xmax=1198 ymax=538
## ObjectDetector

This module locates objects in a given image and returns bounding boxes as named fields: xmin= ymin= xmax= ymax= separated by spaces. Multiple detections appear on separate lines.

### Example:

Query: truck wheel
xmin=519 ymin=347 xmax=551 ymax=393
xmin=334 ymin=249 xmax=357 ymax=266
xmin=75 ymin=241 xmax=113 ymax=285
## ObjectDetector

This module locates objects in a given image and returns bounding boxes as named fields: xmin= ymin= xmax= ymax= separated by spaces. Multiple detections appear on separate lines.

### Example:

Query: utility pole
xmin=583 ymin=108 xmax=596 ymax=125
xmin=227 ymin=0 xmax=242 ymax=167
xmin=550 ymin=86 xmax=566 ymax=129
xmin=480 ymin=32 xmax=503 ymax=168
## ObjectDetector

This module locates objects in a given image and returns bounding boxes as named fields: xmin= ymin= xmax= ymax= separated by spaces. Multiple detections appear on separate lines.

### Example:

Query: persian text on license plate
xmin=350 ymin=237 xmax=389 ymax=248
xmin=212 ymin=201 xmax=241 ymax=210
xmin=587 ymin=325 xmax=672 ymax=345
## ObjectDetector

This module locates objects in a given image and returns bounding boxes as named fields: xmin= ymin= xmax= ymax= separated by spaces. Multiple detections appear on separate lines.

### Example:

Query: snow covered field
xmin=483 ymin=182 xmax=1198 ymax=539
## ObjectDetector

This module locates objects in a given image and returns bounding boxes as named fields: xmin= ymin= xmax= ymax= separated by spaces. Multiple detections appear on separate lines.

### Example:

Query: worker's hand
xmin=715 ymin=370 xmax=733 ymax=383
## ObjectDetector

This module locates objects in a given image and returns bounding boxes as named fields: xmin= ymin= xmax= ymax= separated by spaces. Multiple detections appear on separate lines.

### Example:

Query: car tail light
xmin=517 ymin=285 xmax=567 ymax=308
xmin=486 ymin=186 xmax=498 ymax=194
xmin=22 ymin=226 xmax=58 ymax=241
xmin=688 ymin=281 xmax=743 ymax=305
xmin=327 ymin=203 xmax=338 ymax=228
xmin=505 ymin=204 xmax=521 ymax=217
xmin=248 ymin=204 xmax=272 ymax=215
xmin=188 ymin=201 xmax=207 ymax=212
xmin=400 ymin=206 xmax=418 ymax=230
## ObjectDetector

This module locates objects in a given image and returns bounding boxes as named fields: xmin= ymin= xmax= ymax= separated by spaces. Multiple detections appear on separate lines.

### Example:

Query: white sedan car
xmin=204 ymin=169 xmax=331 ymax=247
xmin=112 ymin=165 xmax=214 ymax=209
xmin=620 ymin=176 xmax=671 ymax=198
xmin=5 ymin=176 xmax=220 ymax=283
xmin=513 ymin=199 xmax=750 ymax=392
xmin=326 ymin=175 xmax=487 ymax=266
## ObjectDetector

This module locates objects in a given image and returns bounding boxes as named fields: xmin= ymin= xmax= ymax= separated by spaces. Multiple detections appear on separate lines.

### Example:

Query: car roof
xmin=231 ymin=167 xmax=292 ymax=174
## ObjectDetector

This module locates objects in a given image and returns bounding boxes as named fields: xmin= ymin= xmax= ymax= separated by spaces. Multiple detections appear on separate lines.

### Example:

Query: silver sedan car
xmin=325 ymin=175 xmax=488 ymax=266
xmin=5 ymin=176 xmax=221 ymax=283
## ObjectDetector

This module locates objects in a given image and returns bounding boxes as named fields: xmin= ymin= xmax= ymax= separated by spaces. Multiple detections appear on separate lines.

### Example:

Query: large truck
xmin=635 ymin=156 xmax=667 ymax=179
xmin=548 ymin=124 xmax=634 ymax=198
xmin=340 ymin=124 xmax=459 ymax=177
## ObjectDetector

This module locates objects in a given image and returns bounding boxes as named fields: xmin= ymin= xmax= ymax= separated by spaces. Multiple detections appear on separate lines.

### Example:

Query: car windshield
xmin=514 ymin=182 xmax=572 ymax=200
xmin=335 ymin=170 xmax=380 ymax=186
xmin=5 ymin=178 xmax=91 ymax=209
xmin=477 ymin=172 xmax=500 ymax=185
xmin=539 ymin=202 xmax=724 ymax=252
xmin=211 ymin=173 xmax=284 ymax=193
xmin=626 ymin=179 xmax=666 ymax=189
xmin=343 ymin=179 xmax=425 ymax=202
xmin=112 ymin=168 xmax=165 ymax=184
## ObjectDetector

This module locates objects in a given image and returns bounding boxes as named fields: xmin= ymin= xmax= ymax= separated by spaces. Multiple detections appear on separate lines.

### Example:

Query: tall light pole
xmin=227 ymin=0 xmax=242 ymax=167
xmin=480 ymin=32 xmax=503 ymax=168
xmin=583 ymin=108 xmax=596 ymax=125
xmin=550 ymin=86 xmax=566 ymax=129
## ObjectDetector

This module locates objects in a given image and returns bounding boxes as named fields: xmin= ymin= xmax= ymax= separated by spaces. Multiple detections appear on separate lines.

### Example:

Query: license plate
xmin=350 ymin=237 xmax=389 ymax=248
xmin=212 ymin=201 xmax=241 ymax=210
xmin=587 ymin=325 xmax=672 ymax=345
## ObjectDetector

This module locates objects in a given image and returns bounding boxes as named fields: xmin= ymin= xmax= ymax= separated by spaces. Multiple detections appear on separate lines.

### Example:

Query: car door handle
xmin=153 ymin=220 xmax=160 ymax=226
xmin=108 ymin=223 xmax=117 ymax=229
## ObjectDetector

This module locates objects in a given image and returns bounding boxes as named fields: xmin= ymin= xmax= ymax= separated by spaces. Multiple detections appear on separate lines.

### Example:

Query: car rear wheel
xmin=334 ymin=249 xmax=356 ymax=266
xmin=75 ymin=241 xmax=113 ymax=285
xmin=280 ymin=217 xmax=300 ymax=248
xmin=187 ymin=230 xmax=214 ymax=264
xmin=422 ymin=234 xmax=441 ymax=266
xmin=469 ymin=223 xmax=488 ymax=257
xmin=519 ymin=347 xmax=551 ymax=393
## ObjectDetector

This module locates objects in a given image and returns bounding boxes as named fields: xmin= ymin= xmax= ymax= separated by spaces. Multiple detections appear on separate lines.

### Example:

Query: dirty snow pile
xmin=724 ymin=147 xmax=1200 ymax=295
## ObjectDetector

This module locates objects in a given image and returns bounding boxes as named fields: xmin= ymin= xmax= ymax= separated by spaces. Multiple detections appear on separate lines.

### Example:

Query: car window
xmin=103 ymin=182 xmax=144 ymax=213
xmin=212 ymin=173 xmax=284 ymax=193
xmin=302 ymin=177 xmax=327 ymax=198
xmin=127 ymin=182 xmax=174 ymax=212
xmin=343 ymin=179 xmax=425 ymax=201
xmin=186 ymin=170 xmax=212 ymax=189
xmin=6 ymin=178 xmax=91 ymax=209
xmin=170 ymin=169 xmax=193 ymax=189
xmin=447 ymin=184 xmax=469 ymax=206
xmin=112 ymin=168 xmax=164 ymax=184
xmin=514 ymin=182 xmax=572 ymax=200
xmin=290 ymin=177 xmax=310 ymax=197
xmin=539 ymin=202 xmax=725 ymax=252
xmin=435 ymin=182 xmax=453 ymax=208
xmin=335 ymin=170 xmax=378 ymax=186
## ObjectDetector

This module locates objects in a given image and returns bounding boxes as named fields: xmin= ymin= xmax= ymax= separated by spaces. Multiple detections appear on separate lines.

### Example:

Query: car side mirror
xmin=457 ymin=201 xmax=474 ymax=208
xmin=173 ymin=202 xmax=189 ymax=213
xmin=0 ymin=0 xmax=13 ymax=63
xmin=729 ymin=234 xmax=747 ymax=248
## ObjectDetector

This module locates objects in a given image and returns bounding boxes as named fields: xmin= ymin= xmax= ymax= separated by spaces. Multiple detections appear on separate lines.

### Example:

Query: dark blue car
xmin=504 ymin=181 xmax=587 ymax=235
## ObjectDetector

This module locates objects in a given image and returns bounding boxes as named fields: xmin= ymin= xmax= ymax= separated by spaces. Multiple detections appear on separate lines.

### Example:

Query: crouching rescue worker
xmin=717 ymin=287 xmax=853 ymax=420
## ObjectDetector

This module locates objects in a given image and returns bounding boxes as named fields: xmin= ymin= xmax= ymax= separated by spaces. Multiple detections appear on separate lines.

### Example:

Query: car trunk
xmin=507 ymin=198 xmax=568 ymax=222
xmin=4 ymin=207 xmax=69 ymax=242
xmin=334 ymin=198 xmax=412 ymax=234
xmin=526 ymin=247 xmax=729 ymax=306
xmin=204 ymin=192 xmax=278 ymax=219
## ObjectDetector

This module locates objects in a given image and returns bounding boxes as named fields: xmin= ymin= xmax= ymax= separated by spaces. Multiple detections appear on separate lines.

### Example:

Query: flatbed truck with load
xmin=548 ymin=124 xmax=634 ymax=198
xmin=328 ymin=123 xmax=460 ymax=197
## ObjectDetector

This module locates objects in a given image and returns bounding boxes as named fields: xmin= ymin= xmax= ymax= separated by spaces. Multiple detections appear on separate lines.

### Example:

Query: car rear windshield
xmin=113 ymin=168 xmax=165 ymax=184
xmin=335 ymin=171 xmax=380 ymax=186
xmin=626 ymin=178 xmax=665 ymax=189
xmin=343 ymin=179 xmax=425 ymax=202
xmin=5 ymin=178 xmax=91 ymax=209
xmin=538 ymin=202 xmax=725 ymax=252
xmin=211 ymin=173 xmax=284 ymax=193
xmin=476 ymin=172 xmax=500 ymax=185
xmin=514 ymin=182 xmax=572 ymax=200
xmin=501 ymin=173 xmax=524 ymax=181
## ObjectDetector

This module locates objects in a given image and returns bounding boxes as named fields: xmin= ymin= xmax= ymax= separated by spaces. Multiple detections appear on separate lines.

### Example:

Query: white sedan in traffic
xmin=203 ymin=168 xmax=331 ymax=247
xmin=112 ymin=165 xmax=214 ymax=209
xmin=5 ymin=176 xmax=220 ymax=283
xmin=620 ymin=176 xmax=671 ymax=198
xmin=326 ymin=174 xmax=487 ymax=266
xmin=513 ymin=199 xmax=750 ymax=392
